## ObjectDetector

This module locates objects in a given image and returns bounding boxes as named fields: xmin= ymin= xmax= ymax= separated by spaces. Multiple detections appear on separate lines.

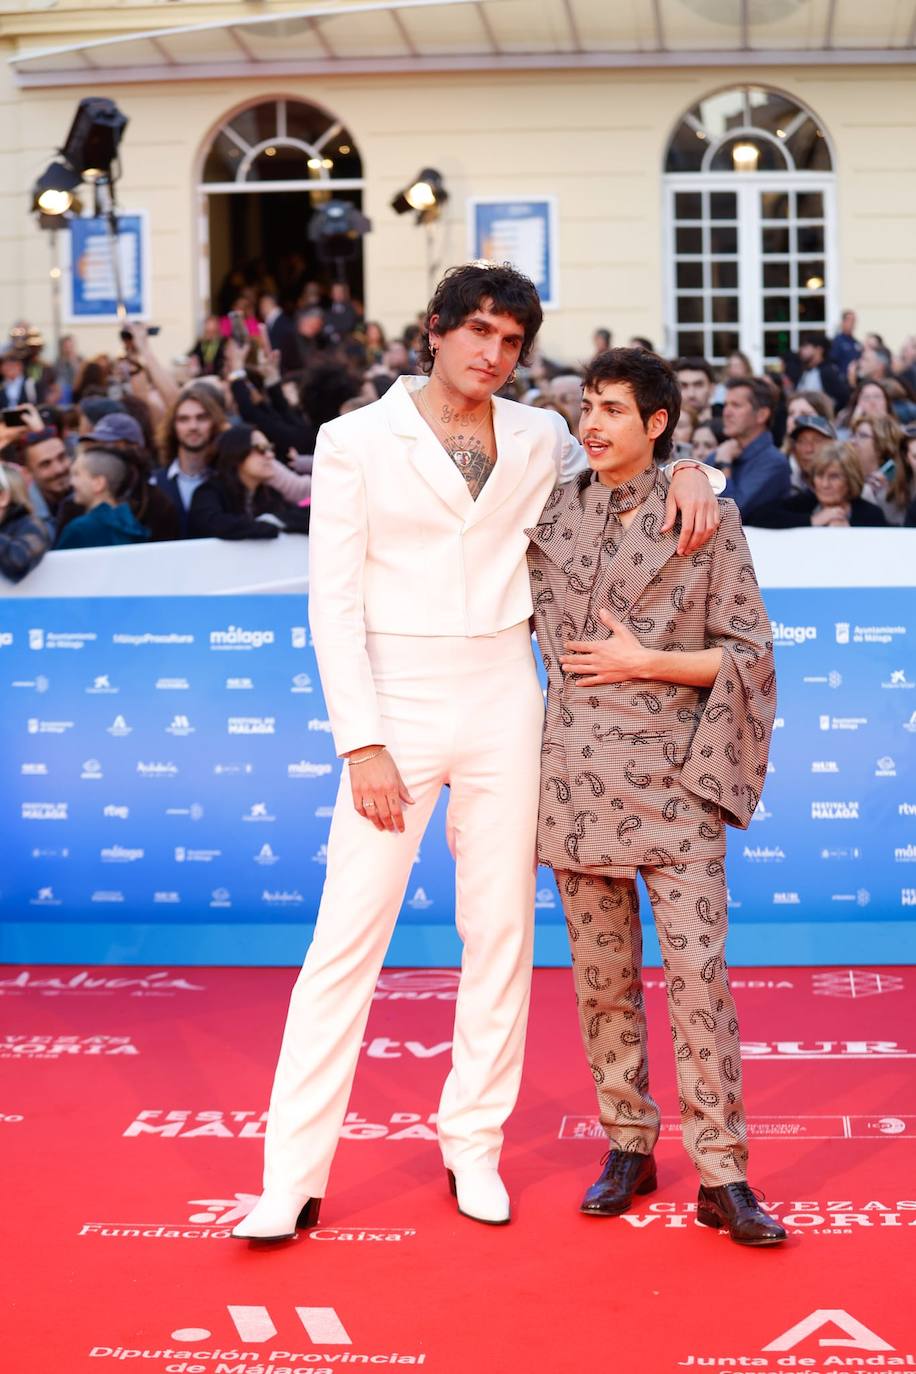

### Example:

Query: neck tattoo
xmin=419 ymin=386 xmax=496 ymax=500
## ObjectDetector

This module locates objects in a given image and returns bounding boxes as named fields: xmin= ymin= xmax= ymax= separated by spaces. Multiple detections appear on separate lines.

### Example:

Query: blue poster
xmin=469 ymin=199 xmax=558 ymax=307
xmin=2 ymin=590 xmax=914 ymax=966
xmin=66 ymin=213 xmax=148 ymax=320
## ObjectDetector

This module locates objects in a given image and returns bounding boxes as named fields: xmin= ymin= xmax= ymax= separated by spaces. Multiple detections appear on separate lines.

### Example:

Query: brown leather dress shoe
xmin=580 ymin=1149 xmax=658 ymax=1216
xmin=696 ymin=1182 xmax=787 ymax=1246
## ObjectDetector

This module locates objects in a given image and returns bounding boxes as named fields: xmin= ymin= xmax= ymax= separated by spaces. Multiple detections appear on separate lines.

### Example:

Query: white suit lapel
xmin=462 ymin=396 xmax=532 ymax=530
xmin=384 ymin=377 xmax=474 ymax=523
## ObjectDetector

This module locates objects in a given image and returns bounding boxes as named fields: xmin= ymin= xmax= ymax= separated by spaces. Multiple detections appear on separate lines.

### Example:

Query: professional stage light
xmin=60 ymin=97 xmax=128 ymax=180
xmin=32 ymin=160 xmax=81 ymax=216
xmin=391 ymin=169 xmax=448 ymax=224
xmin=308 ymin=199 xmax=372 ymax=265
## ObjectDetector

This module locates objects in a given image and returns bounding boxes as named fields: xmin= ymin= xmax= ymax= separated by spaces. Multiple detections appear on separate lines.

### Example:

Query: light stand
xmin=390 ymin=168 xmax=449 ymax=295
xmin=94 ymin=175 xmax=127 ymax=323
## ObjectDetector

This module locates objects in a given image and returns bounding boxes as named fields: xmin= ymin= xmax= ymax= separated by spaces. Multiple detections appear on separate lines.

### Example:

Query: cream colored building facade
xmin=2 ymin=0 xmax=914 ymax=368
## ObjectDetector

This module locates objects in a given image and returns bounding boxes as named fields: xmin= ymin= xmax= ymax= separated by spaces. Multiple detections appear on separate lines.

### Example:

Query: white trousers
xmin=263 ymin=622 xmax=545 ymax=1198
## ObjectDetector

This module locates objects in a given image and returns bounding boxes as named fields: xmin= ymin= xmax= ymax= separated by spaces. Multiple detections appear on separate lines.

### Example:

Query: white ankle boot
xmin=446 ymin=1167 xmax=511 ymax=1225
xmin=231 ymin=1191 xmax=321 ymax=1241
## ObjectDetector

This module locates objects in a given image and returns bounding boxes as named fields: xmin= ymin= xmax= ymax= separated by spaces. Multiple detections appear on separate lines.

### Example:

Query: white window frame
xmin=663 ymin=172 xmax=838 ymax=371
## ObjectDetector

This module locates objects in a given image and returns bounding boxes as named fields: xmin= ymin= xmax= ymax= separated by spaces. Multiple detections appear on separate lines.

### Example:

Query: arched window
xmin=663 ymin=87 xmax=836 ymax=369
xmin=201 ymin=97 xmax=363 ymax=188
xmin=196 ymin=97 xmax=365 ymax=319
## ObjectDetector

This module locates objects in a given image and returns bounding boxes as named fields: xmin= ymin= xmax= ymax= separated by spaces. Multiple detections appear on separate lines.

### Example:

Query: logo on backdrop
xmin=812 ymin=970 xmax=904 ymax=999
xmin=21 ymin=802 xmax=68 ymax=820
xmin=155 ymin=676 xmax=190 ymax=690
xmin=811 ymin=801 xmax=860 ymax=819
xmin=166 ymin=714 xmax=196 ymax=736
xmin=676 ymin=1309 xmax=908 ymax=1370
xmin=763 ymin=1309 xmax=894 ymax=1352
xmin=228 ymin=716 xmax=276 ymax=734
xmin=79 ymin=1195 xmax=416 ymax=1244
xmin=124 ymin=1108 xmax=439 ymax=1142
xmin=0 ymin=970 xmax=204 ymax=997
xmin=1 ymin=1034 xmax=138 ymax=1058
xmin=243 ymin=802 xmax=275 ymax=823
xmin=373 ymin=970 xmax=460 ymax=1001
xmin=288 ymin=760 xmax=333 ymax=778
xmin=836 ymin=621 xmax=906 ymax=645
xmin=87 ymin=674 xmax=118 ymax=694
xmin=210 ymin=625 xmax=275 ymax=651
xmin=772 ymin=622 xmax=816 ymax=645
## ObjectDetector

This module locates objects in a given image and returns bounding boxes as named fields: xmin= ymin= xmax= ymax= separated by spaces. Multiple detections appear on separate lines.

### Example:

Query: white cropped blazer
xmin=308 ymin=375 xmax=722 ymax=755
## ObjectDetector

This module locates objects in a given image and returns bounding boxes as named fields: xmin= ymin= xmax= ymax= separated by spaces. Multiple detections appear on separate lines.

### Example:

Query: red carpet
xmin=3 ymin=964 xmax=915 ymax=1371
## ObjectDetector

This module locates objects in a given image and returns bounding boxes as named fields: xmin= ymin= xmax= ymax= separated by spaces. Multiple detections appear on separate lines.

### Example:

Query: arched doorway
xmin=197 ymin=96 xmax=365 ymax=318
xmin=663 ymin=86 xmax=837 ymax=370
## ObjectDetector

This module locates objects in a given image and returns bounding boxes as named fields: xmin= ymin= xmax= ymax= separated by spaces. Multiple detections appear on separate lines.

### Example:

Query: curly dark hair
xmin=419 ymin=261 xmax=543 ymax=373
xmin=582 ymin=347 xmax=681 ymax=464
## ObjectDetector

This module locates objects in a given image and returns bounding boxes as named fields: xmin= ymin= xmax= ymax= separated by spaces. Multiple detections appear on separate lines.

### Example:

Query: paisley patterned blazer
xmin=526 ymin=464 xmax=776 ymax=877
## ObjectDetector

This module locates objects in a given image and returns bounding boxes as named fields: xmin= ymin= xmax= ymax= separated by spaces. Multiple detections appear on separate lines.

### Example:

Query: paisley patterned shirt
xmin=526 ymin=464 xmax=776 ymax=876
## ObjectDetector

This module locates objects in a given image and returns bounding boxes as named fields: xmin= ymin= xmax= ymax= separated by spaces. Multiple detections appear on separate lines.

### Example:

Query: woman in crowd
xmin=786 ymin=389 xmax=835 ymax=425
xmin=689 ymin=420 xmax=720 ymax=463
xmin=672 ymin=403 xmax=698 ymax=454
xmin=0 ymin=460 xmax=51 ymax=581
xmin=755 ymin=441 xmax=886 ymax=529
xmin=362 ymin=321 xmax=387 ymax=366
xmin=851 ymin=413 xmax=907 ymax=523
xmin=838 ymin=378 xmax=891 ymax=434
xmin=189 ymin=424 xmax=310 ymax=541
xmin=902 ymin=426 xmax=916 ymax=526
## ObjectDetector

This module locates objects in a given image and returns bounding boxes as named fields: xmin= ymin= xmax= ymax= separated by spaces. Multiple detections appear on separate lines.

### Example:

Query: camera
xmin=119 ymin=324 xmax=161 ymax=342
xmin=2 ymin=406 xmax=27 ymax=427
xmin=228 ymin=311 xmax=249 ymax=347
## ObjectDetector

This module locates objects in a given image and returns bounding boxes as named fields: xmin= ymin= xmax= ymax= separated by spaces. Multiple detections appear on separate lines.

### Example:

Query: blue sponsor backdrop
xmin=2 ymin=591 xmax=914 ymax=965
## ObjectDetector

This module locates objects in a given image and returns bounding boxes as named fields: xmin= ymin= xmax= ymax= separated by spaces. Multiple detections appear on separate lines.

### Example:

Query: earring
xmin=430 ymin=345 xmax=438 ymax=358
xmin=508 ymin=369 xmax=517 ymax=384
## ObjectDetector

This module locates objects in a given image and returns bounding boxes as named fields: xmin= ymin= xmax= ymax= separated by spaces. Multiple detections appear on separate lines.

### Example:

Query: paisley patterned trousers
xmin=556 ymin=860 xmax=749 ymax=1185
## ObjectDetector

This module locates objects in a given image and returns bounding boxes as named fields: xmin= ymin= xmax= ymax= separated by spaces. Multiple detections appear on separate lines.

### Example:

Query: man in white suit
xmin=234 ymin=264 xmax=722 ymax=1240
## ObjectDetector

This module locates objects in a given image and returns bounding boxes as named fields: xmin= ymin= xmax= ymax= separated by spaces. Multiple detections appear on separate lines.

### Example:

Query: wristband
xmin=347 ymin=747 xmax=385 ymax=766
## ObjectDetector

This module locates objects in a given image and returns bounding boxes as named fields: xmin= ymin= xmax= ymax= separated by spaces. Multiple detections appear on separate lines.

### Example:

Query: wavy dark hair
xmin=419 ymin=262 xmax=543 ymax=373
xmin=582 ymin=347 xmax=681 ymax=464
xmin=213 ymin=423 xmax=265 ymax=513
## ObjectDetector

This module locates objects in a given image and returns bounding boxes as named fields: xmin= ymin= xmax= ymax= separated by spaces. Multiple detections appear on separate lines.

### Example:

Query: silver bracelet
xmin=347 ymin=747 xmax=385 ymax=766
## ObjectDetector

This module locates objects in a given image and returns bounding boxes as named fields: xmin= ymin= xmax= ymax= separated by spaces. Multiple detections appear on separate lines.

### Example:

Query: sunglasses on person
xmin=250 ymin=440 xmax=274 ymax=455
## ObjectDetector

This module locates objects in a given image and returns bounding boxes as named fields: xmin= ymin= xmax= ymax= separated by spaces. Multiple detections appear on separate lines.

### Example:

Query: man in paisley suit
xmin=527 ymin=348 xmax=786 ymax=1246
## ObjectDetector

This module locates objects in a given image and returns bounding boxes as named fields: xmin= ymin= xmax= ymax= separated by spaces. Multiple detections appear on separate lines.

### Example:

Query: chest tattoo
xmin=447 ymin=435 xmax=496 ymax=500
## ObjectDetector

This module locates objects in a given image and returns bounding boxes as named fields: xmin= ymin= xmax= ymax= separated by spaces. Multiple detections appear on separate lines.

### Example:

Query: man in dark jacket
xmin=711 ymin=378 xmax=791 ymax=522
xmin=784 ymin=333 xmax=849 ymax=411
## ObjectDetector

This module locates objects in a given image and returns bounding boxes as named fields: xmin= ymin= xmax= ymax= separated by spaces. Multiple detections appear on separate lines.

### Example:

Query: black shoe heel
xmin=446 ymin=1169 xmax=457 ymax=1198
xmin=695 ymin=1205 xmax=720 ymax=1228
xmin=637 ymin=1173 xmax=658 ymax=1196
xmin=296 ymin=1198 xmax=322 ymax=1229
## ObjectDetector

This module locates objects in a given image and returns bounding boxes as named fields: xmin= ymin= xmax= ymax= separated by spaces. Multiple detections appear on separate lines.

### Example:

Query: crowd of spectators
xmin=1 ymin=291 xmax=914 ymax=586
